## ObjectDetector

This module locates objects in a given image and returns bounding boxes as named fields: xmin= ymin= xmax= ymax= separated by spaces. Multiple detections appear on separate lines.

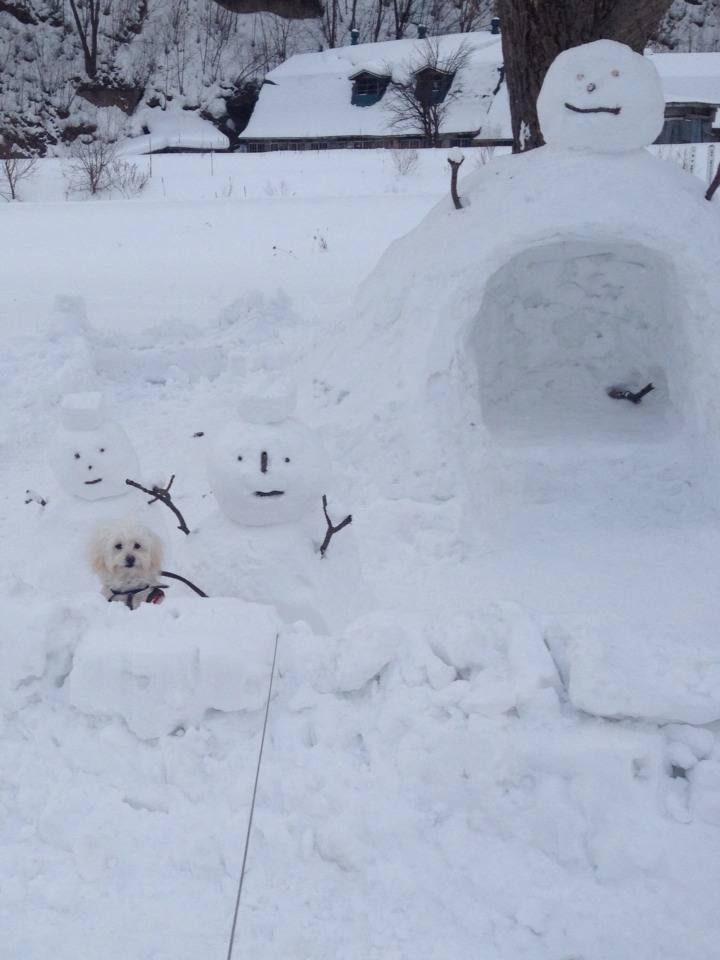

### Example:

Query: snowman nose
xmin=587 ymin=82 xmax=596 ymax=92
xmin=260 ymin=451 xmax=268 ymax=473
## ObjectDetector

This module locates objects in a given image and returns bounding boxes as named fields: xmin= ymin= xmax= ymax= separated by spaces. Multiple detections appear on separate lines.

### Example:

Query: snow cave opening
xmin=473 ymin=239 xmax=684 ymax=441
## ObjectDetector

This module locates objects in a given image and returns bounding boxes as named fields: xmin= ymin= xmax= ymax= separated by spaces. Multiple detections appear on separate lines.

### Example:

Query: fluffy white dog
xmin=88 ymin=519 xmax=166 ymax=609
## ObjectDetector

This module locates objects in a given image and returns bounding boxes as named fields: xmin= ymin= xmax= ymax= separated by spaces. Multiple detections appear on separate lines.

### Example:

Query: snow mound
xmin=0 ymin=597 xmax=74 ymax=708
xmin=68 ymin=598 xmax=282 ymax=739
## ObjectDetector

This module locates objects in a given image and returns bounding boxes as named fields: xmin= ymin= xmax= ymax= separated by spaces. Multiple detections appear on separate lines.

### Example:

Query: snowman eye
xmin=74 ymin=452 xmax=80 ymax=459
xmin=237 ymin=455 xmax=243 ymax=461
xmin=576 ymin=74 xmax=584 ymax=81
xmin=284 ymin=457 xmax=291 ymax=463
xmin=99 ymin=447 xmax=105 ymax=453
xmin=611 ymin=69 xmax=619 ymax=77
xmin=114 ymin=542 xmax=122 ymax=550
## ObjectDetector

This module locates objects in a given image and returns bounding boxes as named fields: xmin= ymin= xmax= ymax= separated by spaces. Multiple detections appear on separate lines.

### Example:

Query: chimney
xmin=350 ymin=28 xmax=360 ymax=45
xmin=490 ymin=17 xmax=500 ymax=35
xmin=417 ymin=24 xmax=427 ymax=39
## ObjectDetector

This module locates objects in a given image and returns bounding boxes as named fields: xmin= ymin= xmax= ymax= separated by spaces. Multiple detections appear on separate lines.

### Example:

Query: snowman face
xmin=537 ymin=40 xmax=665 ymax=152
xmin=207 ymin=420 xmax=331 ymax=526
xmin=49 ymin=422 xmax=140 ymax=501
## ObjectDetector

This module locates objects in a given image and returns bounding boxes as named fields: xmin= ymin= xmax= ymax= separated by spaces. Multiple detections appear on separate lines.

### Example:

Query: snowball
xmin=537 ymin=40 xmax=666 ymax=152
xmin=207 ymin=417 xmax=331 ymax=526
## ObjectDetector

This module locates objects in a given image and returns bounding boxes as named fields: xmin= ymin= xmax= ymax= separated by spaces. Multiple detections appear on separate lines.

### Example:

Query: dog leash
xmin=226 ymin=631 xmax=280 ymax=960
xmin=159 ymin=570 xmax=208 ymax=597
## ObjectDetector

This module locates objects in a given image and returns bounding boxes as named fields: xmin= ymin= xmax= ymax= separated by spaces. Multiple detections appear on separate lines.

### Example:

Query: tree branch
xmin=126 ymin=475 xmax=191 ymax=535
xmin=319 ymin=494 xmax=352 ymax=557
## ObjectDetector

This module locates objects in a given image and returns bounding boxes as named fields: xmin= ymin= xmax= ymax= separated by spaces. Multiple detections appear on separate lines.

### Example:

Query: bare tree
xmin=66 ymin=0 xmax=102 ymax=78
xmin=497 ymin=0 xmax=679 ymax=152
xmin=385 ymin=39 xmax=472 ymax=146
xmin=0 ymin=155 xmax=39 ymax=200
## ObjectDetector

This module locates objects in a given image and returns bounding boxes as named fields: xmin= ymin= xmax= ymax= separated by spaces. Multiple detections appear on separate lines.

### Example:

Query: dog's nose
xmin=124 ymin=555 xmax=136 ymax=568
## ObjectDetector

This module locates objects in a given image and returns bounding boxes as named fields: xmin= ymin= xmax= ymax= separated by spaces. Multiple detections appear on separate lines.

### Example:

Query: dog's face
xmin=89 ymin=521 xmax=164 ymax=590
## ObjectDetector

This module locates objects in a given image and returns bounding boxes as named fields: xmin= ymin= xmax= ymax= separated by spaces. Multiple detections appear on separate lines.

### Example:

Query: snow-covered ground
xmin=3 ymin=132 xmax=720 ymax=960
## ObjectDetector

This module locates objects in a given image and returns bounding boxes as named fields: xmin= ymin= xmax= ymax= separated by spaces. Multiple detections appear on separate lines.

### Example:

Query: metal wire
xmin=226 ymin=631 xmax=280 ymax=960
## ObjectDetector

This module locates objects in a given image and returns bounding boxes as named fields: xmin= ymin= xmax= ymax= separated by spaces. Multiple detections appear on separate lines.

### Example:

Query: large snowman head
xmin=207 ymin=405 xmax=331 ymax=527
xmin=49 ymin=392 xmax=140 ymax=501
xmin=537 ymin=40 xmax=665 ymax=152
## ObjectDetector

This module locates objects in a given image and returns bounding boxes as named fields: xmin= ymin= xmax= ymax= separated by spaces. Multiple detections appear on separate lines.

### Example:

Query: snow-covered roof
xmin=648 ymin=52 xmax=720 ymax=106
xmin=241 ymin=38 xmax=720 ymax=144
xmin=240 ymin=32 xmax=509 ymax=141
xmin=118 ymin=105 xmax=230 ymax=155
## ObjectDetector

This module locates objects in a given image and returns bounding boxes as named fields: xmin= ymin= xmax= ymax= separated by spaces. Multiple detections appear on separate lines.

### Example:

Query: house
xmin=237 ymin=34 xmax=720 ymax=153
xmin=237 ymin=31 xmax=511 ymax=152
xmin=647 ymin=52 xmax=720 ymax=144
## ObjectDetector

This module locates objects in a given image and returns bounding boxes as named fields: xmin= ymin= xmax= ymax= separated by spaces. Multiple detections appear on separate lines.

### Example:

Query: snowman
xmin=48 ymin=391 xmax=141 ymax=502
xmin=28 ymin=392 xmax=167 ymax=596
xmin=184 ymin=382 xmax=372 ymax=634
xmin=536 ymin=39 xmax=666 ymax=152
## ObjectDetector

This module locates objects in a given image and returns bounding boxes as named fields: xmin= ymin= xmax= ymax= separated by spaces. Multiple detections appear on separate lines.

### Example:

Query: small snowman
xmin=48 ymin=391 xmax=140 ymax=503
xmin=536 ymin=39 xmax=666 ymax=153
xmin=185 ymin=380 xmax=372 ymax=633
xmin=29 ymin=392 xmax=166 ymax=596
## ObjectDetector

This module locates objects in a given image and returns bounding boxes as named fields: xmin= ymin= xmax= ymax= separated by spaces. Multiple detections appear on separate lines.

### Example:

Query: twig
xmin=564 ymin=103 xmax=620 ymax=115
xmin=607 ymin=383 xmax=654 ymax=404
xmin=448 ymin=156 xmax=464 ymax=211
xmin=319 ymin=494 xmax=352 ymax=557
xmin=706 ymin=161 xmax=720 ymax=201
xmin=126 ymin=476 xmax=191 ymax=535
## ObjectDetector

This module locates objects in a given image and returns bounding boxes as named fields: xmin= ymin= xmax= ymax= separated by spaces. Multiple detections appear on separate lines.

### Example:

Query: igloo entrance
xmin=473 ymin=239 xmax=685 ymax=441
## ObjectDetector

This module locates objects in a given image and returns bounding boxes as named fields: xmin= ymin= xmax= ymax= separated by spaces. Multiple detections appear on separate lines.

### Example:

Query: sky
xmin=2 ymin=41 xmax=720 ymax=960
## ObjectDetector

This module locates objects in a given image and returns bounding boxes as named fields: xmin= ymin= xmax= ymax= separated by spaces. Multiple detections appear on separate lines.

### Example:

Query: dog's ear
xmin=147 ymin=529 xmax=164 ymax=572
xmin=87 ymin=526 xmax=110 ymax=577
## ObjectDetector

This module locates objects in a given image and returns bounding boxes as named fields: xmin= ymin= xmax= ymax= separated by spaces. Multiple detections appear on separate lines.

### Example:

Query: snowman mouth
xmin=254 ymin=490 xmax=285 ymax=497
xmin=85 ymin=478 xmax=103 ymax=485
xmin=564 ymin=102 xmax=621 ymax=115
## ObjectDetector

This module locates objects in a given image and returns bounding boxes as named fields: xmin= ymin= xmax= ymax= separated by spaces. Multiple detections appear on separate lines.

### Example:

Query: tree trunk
xmin=497 ymin=0 xmax=674 ymax=152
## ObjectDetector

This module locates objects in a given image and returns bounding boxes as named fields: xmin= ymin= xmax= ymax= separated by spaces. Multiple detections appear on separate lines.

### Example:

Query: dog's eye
xmin=114 ymin=542 xmax=123 ymax=550
xmin=133 ymin=542 xmax=141 ymax=550
xmin=74 ymin=453 xmax=80 ymax=459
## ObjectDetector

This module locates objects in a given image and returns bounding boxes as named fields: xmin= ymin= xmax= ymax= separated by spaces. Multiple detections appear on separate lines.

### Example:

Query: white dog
xmin=88 ymin=519 xmax=166 ymax=609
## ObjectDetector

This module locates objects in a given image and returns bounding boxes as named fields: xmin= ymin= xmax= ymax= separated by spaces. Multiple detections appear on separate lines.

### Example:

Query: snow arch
xmin=472 ymin=238 xmax=686 ymax=440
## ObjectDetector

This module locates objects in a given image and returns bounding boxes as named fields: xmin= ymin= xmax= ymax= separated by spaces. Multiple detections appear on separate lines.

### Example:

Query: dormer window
xmin=350 ymin=71 xmax=390 ymax=107
xmin=414 ymin=67 xmax=454 ymax=106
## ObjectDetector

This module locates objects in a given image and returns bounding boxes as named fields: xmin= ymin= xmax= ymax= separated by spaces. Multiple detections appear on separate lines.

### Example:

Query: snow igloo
xmin=329 ymin=41 xmax=720 ymax=509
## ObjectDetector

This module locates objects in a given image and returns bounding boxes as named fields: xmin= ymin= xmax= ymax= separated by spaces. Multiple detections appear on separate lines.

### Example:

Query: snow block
xmin=68 ymin=598 xmax=282 ymax=739
xmin=565 ymin=616 xmax=720 ymax=725
xmin=58 ymin=391 xmax=106 ymax=431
